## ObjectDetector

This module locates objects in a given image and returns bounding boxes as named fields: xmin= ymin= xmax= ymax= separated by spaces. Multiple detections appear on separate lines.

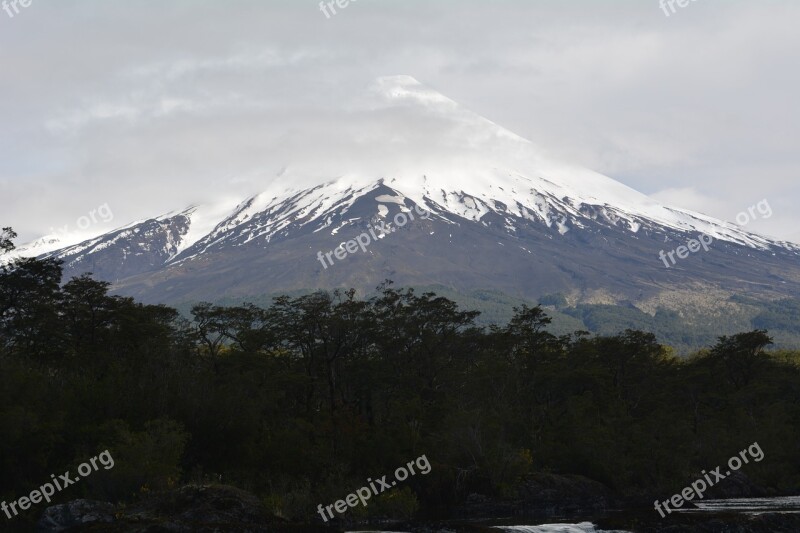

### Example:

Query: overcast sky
xmin=1 ymin=0 xmax=798 ymax=244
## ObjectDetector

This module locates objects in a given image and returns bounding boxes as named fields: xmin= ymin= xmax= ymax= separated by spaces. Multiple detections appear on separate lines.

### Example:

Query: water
xmin=680 ymin=495 xmax=800 ymax=514
xmin=348 ymin=522 xmax=630 ymax=533
xmin=494 ymin=524 xmax=630 ymax=533
xmin=347 ymin=526 xmax=630 ymax=533
xmin=347 ymin=497 xmax=800 ymax=532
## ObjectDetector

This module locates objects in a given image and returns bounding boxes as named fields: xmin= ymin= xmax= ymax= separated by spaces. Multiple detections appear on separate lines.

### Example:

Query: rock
xmin=36 ymin=499 xmax=115 ymax=531
xmin=36 ymin=485 xmax=325 ymax=532
xmin=514 ymin=472 xmax=612 ymax=516
xmin=703 ymin=471 xmax=769 ymax=499
xmin=452 ymin=473 xmax=612 ymax=519
xmin=122 ymin=484 xmax=277 ymax=527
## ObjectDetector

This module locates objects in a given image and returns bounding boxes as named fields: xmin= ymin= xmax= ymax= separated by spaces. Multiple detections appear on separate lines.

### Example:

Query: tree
xmin=0 ymin=256 xmax=64 ymax=359
xmin=0 ymin=227 xmax=16 ymax=253
xmin=61 ymin=274 xmax=116 ymax=357
xmin=191 ymin=302 xmax=229 ymax=362
xmin=708 ymin=330 xmax=773 ymax=389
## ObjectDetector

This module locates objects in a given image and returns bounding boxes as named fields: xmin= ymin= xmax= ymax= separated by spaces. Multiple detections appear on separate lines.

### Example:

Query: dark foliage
xmin=2 ymin=236 xmax=800 ymax=526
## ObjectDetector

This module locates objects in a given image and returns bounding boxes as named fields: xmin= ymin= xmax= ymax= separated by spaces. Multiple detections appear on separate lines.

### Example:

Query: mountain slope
xmin=5 ymin=75 xmax=800 ymax=306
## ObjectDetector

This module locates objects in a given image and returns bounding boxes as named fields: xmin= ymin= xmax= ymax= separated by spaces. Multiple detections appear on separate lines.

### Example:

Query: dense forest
xmin=2 ymin=226 xmax=800 ymax=528
xmin=184 ymin=286 xmax=800 ymax=355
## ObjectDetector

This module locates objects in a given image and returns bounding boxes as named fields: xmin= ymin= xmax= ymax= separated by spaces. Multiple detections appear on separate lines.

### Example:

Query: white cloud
xmin=1 ymin=0 xmax=798 ymax=242
xmin=649 ymin=188 xmax=731 ymax=220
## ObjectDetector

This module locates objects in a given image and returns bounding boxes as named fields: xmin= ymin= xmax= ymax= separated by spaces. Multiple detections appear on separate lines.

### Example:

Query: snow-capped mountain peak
xmin=5 ymin=76 xmax=800 ymax=304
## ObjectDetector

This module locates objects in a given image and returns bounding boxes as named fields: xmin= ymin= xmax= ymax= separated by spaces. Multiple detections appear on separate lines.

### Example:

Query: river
xmin=347 ymin=496 xmax=800 ymax=532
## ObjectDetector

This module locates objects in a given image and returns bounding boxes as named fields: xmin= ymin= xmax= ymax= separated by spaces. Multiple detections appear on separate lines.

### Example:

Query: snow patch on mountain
xmin=7 ymin=75 xmax=799 ymax=272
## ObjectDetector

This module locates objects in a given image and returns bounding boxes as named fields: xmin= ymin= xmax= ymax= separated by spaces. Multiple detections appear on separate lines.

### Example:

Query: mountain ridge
xmin=3 ymin=76 xmax=799 ymax=306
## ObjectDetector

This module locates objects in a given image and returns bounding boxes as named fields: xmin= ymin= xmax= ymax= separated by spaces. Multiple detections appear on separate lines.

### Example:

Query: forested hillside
xmin=2 ymin=227 xmax=800 ymax=528
xmin=176 ymin=287 xmax=800 ymax=354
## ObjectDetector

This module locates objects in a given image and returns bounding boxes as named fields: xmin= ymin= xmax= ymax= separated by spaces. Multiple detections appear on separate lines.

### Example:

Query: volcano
xmin=5 ymin=76 xmax=800 ymax=307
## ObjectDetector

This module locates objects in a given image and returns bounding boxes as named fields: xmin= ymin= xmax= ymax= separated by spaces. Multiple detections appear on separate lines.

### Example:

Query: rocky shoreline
xmin=31 ymin=477 xmax=800 ymax=533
